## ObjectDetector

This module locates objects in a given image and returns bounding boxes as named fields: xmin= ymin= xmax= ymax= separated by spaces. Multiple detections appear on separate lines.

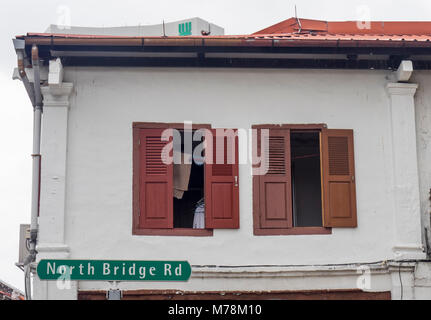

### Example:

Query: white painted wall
xmin=63 ymin=67 xmax=395 ymax=262
xmin=36 ymin=66 xmax=431 ymax=296
xmin=412 ymin=71 xmax=431 ymax=252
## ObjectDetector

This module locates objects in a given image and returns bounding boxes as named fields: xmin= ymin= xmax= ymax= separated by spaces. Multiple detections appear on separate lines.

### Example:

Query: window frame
xmin=132 ymin=122 xmax=213 ymax=237
xmin=252 ymin=123 xmax=332 ymax=236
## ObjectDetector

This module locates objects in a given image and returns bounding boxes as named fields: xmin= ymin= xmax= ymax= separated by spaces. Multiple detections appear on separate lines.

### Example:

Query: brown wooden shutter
xmin=258 ymin=128 xmax=292 ymax=228
xmin=321 ymin=129 xmax=357 ymax=227
xmin=205 ymin=129 xmax=239 ymax=229
xmin=139 ymin=128 xmax=173 ymax=229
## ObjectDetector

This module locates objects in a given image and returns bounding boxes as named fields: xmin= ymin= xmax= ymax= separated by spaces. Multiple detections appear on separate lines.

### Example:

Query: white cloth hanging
xmin=193 ymin=199 xmax=205 ymax=229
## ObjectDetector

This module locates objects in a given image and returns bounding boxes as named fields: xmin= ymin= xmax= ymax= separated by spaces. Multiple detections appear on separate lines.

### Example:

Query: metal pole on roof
xmin=295 ymin=5 xmax=302 ymax=33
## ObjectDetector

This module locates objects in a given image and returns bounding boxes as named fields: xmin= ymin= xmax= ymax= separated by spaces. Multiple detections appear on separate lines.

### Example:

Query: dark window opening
xmin=290 ymin=131 xmax=322 ymax=227
xmin=173 ymin=130 xmax=205 ymax=228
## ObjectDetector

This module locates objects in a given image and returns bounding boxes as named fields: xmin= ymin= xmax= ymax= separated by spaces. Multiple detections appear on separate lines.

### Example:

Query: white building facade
xmin=13 ymin=19 xmax=431 ymax=300
xmin=45 ymin=17 xmax=224 ymax=37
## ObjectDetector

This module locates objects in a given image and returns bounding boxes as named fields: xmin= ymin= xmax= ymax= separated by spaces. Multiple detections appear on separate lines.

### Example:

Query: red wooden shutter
xmin=258 ymin=129 xmax=292 ymax=228
xmin=205 ymin=129 xmax=239 ymax=229
xmin=139 ymin=128 xmax=173 ymax=229
xmin=321 ymin=129 xmax=357 ymax=227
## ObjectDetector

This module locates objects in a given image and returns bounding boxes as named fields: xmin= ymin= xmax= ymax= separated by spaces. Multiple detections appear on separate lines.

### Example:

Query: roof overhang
xmin=16 ymin=33 xmax=431 ymax=70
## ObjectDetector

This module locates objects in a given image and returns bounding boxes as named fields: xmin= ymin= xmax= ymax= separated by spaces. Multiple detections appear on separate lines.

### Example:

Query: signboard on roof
xmin=179 ymin=22 xmax=192 ymax=36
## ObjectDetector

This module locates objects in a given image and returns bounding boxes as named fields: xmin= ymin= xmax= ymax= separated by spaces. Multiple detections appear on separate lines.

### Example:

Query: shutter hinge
xmin=138 ymin=139 xmax=141 ymax=145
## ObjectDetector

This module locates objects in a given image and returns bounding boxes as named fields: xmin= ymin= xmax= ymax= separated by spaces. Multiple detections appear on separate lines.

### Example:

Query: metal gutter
xmin=17 ymin=34 xmax=431 ymax=48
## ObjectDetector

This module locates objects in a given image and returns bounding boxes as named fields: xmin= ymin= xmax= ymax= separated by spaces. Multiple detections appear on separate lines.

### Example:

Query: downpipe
xmin=13 ymin=40 xmax=43 ymax=300
xmin=28 ymin=45 xmax=42 ymax=267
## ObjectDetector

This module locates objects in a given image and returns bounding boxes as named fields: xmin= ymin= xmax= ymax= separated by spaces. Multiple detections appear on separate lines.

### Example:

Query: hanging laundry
xmin=173 ymin=152 xmax=192 ymax=199
xmin=193 ymin=198 xmax=205 ymax=229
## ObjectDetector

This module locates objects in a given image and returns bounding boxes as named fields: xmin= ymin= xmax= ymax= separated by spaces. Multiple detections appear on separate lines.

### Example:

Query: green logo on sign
xmin=37 ymin=259 xmax=191 ymax=281
xmin=179 ymin=22 xmax=192 ymax=36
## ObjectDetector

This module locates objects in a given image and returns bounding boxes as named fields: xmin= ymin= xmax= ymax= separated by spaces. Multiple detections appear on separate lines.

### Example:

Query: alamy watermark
xmin=157 ymin=122 xmax=270 ymax=176
xmin=356 ymin=265 xmax=372 ymax=290
xmin=56 ymin=5 xmax=72 ymax=30
xmin=356 ymin=5 xmax=371 ymax=30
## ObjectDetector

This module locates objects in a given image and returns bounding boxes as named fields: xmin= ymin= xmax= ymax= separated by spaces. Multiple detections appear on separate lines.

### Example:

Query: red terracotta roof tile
xmin=253 ymin=17 xmax=431 ymax=40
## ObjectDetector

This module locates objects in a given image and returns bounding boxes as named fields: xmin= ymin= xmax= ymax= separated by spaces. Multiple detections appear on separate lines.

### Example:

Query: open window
xmin=291 ymin=131 xmax=322 ymax=227
xmin=253 ymin=125 xmax=357 ymax=235
xmin=173 ymin=130 xmax=205 ymax=229
xmin=132 ymin=123 xmax=239 ymax=236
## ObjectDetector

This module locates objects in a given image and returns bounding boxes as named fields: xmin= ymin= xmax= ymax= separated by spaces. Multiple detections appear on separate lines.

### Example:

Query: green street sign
xmin=37 ymin=259 xmax=191 ymax=281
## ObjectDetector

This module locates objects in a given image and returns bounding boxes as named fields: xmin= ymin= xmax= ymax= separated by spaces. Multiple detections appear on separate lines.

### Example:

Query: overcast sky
xmin=1 ymin=0 xmax=431 ymax=292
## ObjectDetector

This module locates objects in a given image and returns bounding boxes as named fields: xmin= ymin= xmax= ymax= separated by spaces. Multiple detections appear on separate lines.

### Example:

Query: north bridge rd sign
xmin=37 ymin=260 xmax=191 ymax=281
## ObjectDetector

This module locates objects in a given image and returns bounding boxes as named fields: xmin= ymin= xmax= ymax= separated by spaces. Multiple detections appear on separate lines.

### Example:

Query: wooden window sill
xmin=254 ymin=227 xmax=332 ymax=236
xmin=133 ymin=228 xmax=213 ymax=237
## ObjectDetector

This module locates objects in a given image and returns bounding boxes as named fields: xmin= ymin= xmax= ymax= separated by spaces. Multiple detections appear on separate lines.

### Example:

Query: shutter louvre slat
xmin=266 ymin=135 xmax=287 ymax=175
